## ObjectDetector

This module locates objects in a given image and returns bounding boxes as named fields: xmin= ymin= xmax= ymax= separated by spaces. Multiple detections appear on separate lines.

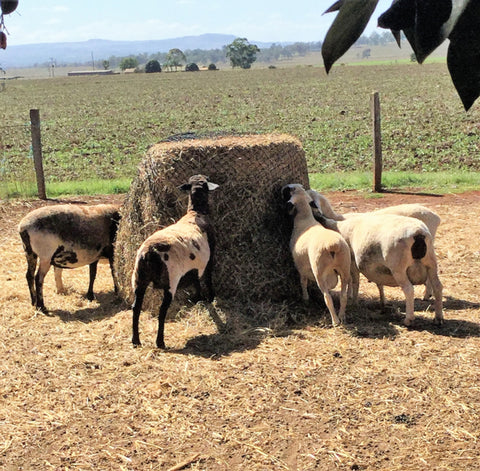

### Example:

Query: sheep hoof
xmin=86 ymin=292 xmax=95 ymax=301
xmin=433 ymin=317 xmax=444 ymax=326
xmin=156 ymin=342 xmax=166 ymax=350
xmin=36 ymin=305 xmax=48 ymax=314
xmin=403 ymin=317 xmax=414 ymax=327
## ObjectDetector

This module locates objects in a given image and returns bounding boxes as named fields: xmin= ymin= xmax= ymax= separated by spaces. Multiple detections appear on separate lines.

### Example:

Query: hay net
xmin=114 ymin=133 xmax=309 ymax=311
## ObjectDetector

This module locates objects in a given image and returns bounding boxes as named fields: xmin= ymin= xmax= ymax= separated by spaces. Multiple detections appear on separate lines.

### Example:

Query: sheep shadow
xmin=169 ymin=300 xmax=275 ymax=358
xmin=171 ymin=293 xmax=402 ymax=358
xmin=47 ymin=292 xmax=127 ymax=323
xmin=352 ymin=295 xmax=480 ymax=339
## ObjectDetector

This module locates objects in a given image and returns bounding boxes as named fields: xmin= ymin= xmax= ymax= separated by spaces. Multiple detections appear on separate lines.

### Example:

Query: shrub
xmin=145 ymin=60 xmax=161 ymax=73
xmin=185 ymin=62 xmax=200 ymax=72
xmin=208 ymin=63 xmax=217 ymax=71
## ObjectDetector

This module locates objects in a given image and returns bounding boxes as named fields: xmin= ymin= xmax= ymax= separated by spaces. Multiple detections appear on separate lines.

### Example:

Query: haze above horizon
xmin=2 ymin=0 xmax=392 ymax=46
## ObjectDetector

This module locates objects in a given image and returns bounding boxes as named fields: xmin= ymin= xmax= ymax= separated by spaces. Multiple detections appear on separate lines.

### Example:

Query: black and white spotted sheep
xmin=131 ymin=174 xmax=218 ymax=349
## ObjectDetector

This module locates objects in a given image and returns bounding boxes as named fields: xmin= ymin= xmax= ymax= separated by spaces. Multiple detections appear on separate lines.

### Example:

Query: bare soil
xmin=1 ymin=190 xmax=479 ymax=470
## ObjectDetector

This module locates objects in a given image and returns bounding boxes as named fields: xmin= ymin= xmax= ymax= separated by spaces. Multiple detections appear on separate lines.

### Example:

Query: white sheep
xmin=314 ymin=211 xmax=443 ymax=327
xmin=18 ymin=203 xmax=121 ymax=312
xmin=307 ymin=189 xmax=441 ymax=299
xmin=131 ymin=174 xmax=218 ymax=349
xmin=282 ymin=184 xmax=351 ymax=325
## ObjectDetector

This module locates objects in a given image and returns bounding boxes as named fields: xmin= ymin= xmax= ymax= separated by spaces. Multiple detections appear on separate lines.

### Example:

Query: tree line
xmin=31 ymin=31 xmax=396 ymax=71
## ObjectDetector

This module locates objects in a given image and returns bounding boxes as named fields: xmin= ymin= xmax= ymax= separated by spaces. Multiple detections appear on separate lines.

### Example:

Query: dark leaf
xmin=0 ymin=1 xmax=18 ymax=15
xmin=447 ymin=0 xmax=480 ymax=110
xmin=323 ymin=0 xmax=344 ymax=14
xmin=377 ymin=0 xmax=415 ymax=31
xmin=322 ymin=0 xmax=379 ymax=73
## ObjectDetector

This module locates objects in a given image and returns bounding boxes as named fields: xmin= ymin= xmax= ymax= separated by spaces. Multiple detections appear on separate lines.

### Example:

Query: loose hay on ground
xmin=1 ymin=192 xmax=479 ymax=470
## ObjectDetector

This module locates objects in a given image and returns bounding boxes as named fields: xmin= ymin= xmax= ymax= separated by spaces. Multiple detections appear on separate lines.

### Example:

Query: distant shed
xmin=67 ymin=70 xmax=115 ymax=77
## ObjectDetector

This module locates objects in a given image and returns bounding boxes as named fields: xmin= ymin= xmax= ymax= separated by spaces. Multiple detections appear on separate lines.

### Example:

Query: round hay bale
xmin=114 ymin=133 xmax=309 ymax=311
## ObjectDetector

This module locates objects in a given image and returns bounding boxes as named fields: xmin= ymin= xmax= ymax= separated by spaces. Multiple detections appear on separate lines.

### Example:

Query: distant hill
xmin=0 ymin=34 xmax=276 ymax=68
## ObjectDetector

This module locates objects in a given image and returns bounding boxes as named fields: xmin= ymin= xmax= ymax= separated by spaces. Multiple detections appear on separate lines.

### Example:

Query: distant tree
xmin=226 ymin=38 xmax=260 ymax=69
xmin=119 ymin=57 xmax=138 ymax=70
xmin=145 ymin=59 xmax=161 ymax=73
xmin=102 ymin=60 xmax=110 ymax=70
xmin=165 ymin=48 xmax=186 ymax=71
xmin=208 ymin=63 xmax=217 ymax=71
xmin=185 ymin=62 xmax=199 ymax=72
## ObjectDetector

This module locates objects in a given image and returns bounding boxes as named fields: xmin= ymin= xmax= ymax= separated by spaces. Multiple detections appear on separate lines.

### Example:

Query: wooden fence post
xmin=30 ymin=109 xmax=47 ymax=200
xmin=371 ymin=92 xmax=383 ymax=192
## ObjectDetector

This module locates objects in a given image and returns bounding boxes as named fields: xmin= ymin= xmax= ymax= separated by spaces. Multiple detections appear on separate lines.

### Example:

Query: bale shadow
xmin=47 ymin=292 xmax=127 ymax=323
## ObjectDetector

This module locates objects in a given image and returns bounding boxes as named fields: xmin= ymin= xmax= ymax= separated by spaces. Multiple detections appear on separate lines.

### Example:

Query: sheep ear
xmin=179 ymin=183 xmax=192 ymax=192
xmin=286 ymin=201 xmax=297 ymax=217
xmin=281 ymin=186 xmax=292 ymax=202
xmin=207 ymin=182 xmax=219 ymax=191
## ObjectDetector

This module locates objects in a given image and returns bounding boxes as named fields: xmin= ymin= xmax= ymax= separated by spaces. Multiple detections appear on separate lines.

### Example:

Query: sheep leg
xmin=34 ymin=259 xmax=51 ymax=313
xmin=86 ymin=261 xmax=98 ymax=301
xmin=397 ymin=277 xmax=415 ymax=326
xmin=377 ymin=284 xmax=386 ymax=309
xmin=338 ymin=273 xmax=349 ymax=324
xmin=300 ymin=275 xmax=309 ymax=302
xmin=321 ymin=288 xmax=341 ymax=326
xmin=427 ymin=269 xmax=444 ymax=325
xmin=204 ymin=260 xmax=215 ymax=302
xmin=349 ymin=262 xmax=360 ymax=304
xmin=131 ymin=282 xmax=148 ymax=346
xmin=156 ymin=289 xmax=173 ymax=349
xmin=190 ymin=275 xmax=202 ymax=303
xmin=54 ymin=267 xmax=66 ymax=294
xmin=423 ymin=279 xmax=433 ymax=300
xmin=108 ymin=252 xmax=119 ymax=295
xmin=25 ymin=251 xmax=37 ymax=305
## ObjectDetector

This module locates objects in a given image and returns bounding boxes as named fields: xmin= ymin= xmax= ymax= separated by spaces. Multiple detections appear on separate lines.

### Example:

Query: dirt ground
xmin=1 ymin=189 xmax=479 ymax=470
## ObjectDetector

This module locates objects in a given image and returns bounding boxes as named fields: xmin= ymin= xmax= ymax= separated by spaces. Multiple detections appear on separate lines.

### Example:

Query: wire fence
xmin=0 ymin=116 xmax=36 ymax=198
xmin=0 ymin=107 xmax=141 ymax=199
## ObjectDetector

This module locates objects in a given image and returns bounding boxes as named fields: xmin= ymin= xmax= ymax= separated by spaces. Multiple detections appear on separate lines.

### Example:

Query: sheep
xmin=18 ymin=203 xmax=121 ymax=313
xmin=313 ymin=210 xmax=443 ymax=327
xmin=307 ymin=189 xmax=441 ymax=300
xmin=131 ymin=174 xmax=218 ymax=349
xmin=282 ymin=184 xmax=351 ymax=326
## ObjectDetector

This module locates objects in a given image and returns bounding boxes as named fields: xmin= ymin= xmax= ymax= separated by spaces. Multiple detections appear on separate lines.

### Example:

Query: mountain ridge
xmin=0 ymin=34 xmax=282 ymax=68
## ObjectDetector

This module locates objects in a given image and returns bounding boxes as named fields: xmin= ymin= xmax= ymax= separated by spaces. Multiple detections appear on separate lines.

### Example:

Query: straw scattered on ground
xmin=1 ymin=189 xmax=479 ymax=470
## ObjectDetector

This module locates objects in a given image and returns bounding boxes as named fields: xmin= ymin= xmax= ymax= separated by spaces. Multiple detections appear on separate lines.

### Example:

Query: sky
xmin=2 ymin=0 xmax=393 ymax=46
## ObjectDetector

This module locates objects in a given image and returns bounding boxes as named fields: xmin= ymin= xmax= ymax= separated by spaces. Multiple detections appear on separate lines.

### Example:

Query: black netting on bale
xmin=114 ymin=133 xmax=309 ymax=312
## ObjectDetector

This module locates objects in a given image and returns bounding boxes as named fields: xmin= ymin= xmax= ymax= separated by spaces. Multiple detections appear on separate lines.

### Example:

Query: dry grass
xmin=1 ymin=190 xmax=480 ymax=470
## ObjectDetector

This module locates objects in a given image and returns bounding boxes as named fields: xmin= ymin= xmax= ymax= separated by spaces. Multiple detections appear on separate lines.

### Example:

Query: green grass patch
xmin=0 ymin=178 xmax=132 ymax=199
xmin=309 ymin=171 xmax=480 ymax=194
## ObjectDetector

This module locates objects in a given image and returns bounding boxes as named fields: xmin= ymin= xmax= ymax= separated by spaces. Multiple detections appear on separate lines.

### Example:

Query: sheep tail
xmin=411 ymin=234 xmax=427 ymax=259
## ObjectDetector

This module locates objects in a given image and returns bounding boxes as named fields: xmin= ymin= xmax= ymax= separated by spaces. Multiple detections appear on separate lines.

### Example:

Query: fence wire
xmin=0 ymin=119 xmax=35 ymax=198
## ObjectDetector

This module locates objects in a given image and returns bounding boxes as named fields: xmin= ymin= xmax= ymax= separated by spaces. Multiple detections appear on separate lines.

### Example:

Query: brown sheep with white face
xmin=18 ymin=203 xmax=121 ymax=312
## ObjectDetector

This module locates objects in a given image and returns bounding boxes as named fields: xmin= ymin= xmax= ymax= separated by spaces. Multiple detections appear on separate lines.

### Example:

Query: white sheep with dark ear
xmin=282 ymin=184 xmax=351 ymax=326
xmin=131 ymin=174 xmax=218 ymax=349
xmin=307 ymin=189 xmax=441 ymax=300
xmin=18 ymin=203 xmax=121 ymax=313
xmin=314 ymin=210 xmax=443 ymax=327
